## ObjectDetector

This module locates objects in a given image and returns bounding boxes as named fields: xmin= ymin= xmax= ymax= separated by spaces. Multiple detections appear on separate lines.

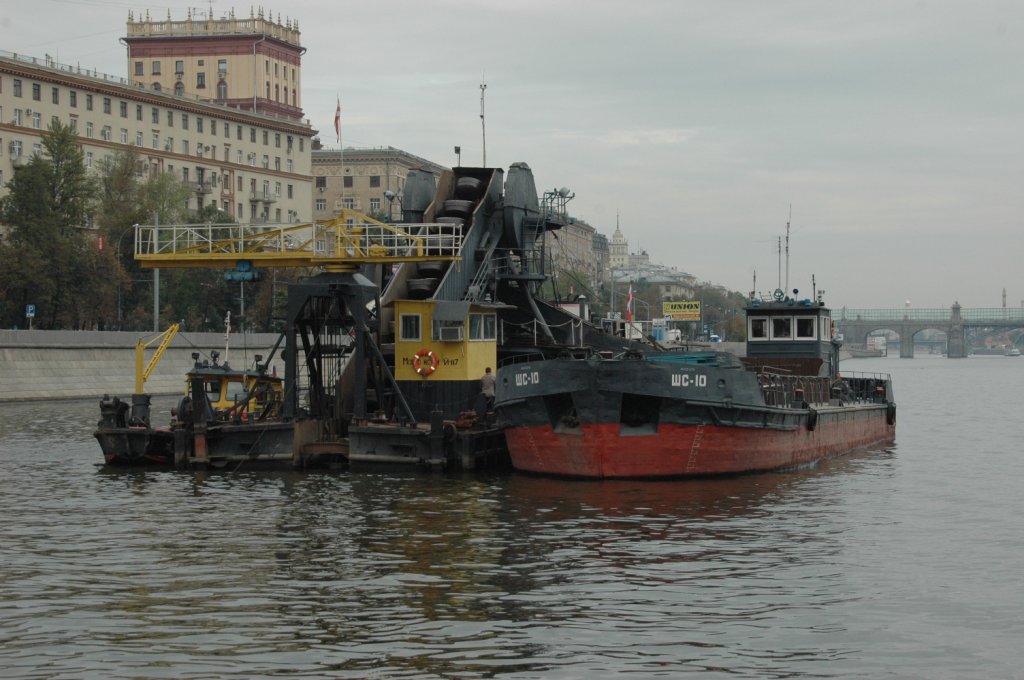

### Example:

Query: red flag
xmin=625 ymin=284 xmax=634 ymax=322
xmin=334 ymin=97 xmax=341 ymax=144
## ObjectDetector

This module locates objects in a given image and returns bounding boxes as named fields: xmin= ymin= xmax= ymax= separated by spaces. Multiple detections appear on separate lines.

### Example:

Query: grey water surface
xmin=0 ymin=355 xmax=1021 ymax=679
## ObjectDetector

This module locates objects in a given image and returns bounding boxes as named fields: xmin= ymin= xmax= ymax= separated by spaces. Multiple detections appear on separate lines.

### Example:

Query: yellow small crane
xmin=134 ymin=323 xmax=180 ymax=393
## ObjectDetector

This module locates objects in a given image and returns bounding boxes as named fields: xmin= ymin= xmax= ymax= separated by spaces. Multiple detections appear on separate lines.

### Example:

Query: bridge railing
xmin=838 ymin=308 xmax=1024 ymax=322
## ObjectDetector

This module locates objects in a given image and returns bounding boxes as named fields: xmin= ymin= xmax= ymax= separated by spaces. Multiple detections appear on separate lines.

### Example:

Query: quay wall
xmin=0 ymin=330 xmax=281 ymax=402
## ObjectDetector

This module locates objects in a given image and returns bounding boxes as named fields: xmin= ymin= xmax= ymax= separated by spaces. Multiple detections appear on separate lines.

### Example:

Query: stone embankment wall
xmin=0 ymin=330 xmax=281 ymax=402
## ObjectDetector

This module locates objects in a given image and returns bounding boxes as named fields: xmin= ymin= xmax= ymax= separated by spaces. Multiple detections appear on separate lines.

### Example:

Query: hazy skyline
xmin=3 ymin=0 xmax=1021 ymax=309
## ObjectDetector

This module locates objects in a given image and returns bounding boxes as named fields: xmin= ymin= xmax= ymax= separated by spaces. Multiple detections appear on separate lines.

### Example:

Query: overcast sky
xmin=3 ymin=0 xmax=1022 ymax=309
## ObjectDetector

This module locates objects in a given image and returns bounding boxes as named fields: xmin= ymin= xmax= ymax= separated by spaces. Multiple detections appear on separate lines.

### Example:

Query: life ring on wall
xmin=413 ymin=349 xmax=438 ymax=376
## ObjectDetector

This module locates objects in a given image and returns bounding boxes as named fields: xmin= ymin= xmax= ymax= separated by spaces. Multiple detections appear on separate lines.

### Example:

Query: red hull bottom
xmin=505 ymin=411 xmax=895 ymax=478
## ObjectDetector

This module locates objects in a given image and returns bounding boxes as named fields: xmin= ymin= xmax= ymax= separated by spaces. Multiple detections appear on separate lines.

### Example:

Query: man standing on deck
xmin=480 ymin=367 xmax=496 ymax=413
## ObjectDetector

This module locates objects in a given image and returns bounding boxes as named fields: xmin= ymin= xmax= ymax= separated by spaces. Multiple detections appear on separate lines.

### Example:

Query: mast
xmin=480 ymin=76 xmax=487 ymax=166
xmin=785 ymin=205 xmax=791 ymax=294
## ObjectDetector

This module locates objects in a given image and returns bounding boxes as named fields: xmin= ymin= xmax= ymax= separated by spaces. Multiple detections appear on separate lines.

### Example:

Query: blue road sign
xmin=25 ymin=304 xmax=35 ymax=318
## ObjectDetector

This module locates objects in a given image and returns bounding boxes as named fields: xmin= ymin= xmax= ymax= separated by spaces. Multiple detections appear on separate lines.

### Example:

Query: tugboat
xmin=496 ymin=289 xmax=896 ymax=478
xmin=95 ymin=317 xmax=295 ymax=468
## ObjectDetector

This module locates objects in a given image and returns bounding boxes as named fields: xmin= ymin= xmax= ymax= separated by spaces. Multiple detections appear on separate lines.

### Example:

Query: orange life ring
xmin=413 ymin=349 xmax=438 ymax=376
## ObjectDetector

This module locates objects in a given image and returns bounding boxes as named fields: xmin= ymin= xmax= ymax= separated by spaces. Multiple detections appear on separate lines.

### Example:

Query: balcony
xmin=194 ymin=180 xmax=213 ymax=194
xmin=249 ymin=191 xmax=279 ymax=203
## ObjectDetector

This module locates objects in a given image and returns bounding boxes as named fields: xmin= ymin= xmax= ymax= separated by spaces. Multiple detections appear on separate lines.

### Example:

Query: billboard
xmin=662 ymin=300 xmax=701 ymax=321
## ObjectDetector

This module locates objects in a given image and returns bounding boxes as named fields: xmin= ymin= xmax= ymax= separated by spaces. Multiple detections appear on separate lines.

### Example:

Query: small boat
xmin=95 ymin=318 xmax=301 ymax=468
xmin=1006 ymin=347 xmax=1021 ymax=357
xmin=496 ymin=291 xmax=896 ymax=479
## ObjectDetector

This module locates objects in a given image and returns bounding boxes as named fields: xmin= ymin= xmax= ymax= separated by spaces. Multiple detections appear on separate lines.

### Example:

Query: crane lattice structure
xmin=133 ymin=210 xmax=463 ymax=272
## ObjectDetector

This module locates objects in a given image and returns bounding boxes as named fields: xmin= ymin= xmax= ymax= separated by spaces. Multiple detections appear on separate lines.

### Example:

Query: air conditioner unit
xmin=439 ymin=326 xmax=464 ymax=342
xmin=25 ymin=108 xmax=33 ymax=117
xmin=164 ymin=144 xmax=171 ymax=151
xmin=318 ymin=187 xmax=324 ymax=192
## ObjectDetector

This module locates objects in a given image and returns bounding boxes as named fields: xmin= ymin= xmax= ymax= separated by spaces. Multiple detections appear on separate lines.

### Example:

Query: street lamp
xmin=115 ymin=224 xmax=139 ymax=329
xmin=454 ymin=145 xmax=461 ymax=167
xmin=384 ymin=190 xmax=402 ymax=223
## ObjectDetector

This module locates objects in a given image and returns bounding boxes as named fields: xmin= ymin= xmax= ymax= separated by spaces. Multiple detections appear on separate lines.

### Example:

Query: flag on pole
xmin=334 ymin=97 xmax=341 ymax=144
xmin=625 ymin=284 xmax=634 ymax=322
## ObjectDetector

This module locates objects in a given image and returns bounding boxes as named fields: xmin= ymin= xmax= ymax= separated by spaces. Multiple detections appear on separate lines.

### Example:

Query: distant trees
xmin=0 ymin=127 xmax=294 ymax=332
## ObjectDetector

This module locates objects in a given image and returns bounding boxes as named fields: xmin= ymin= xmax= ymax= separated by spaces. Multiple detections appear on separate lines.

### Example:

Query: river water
xmin=0 ymin=355 xmax=1021 ymax=679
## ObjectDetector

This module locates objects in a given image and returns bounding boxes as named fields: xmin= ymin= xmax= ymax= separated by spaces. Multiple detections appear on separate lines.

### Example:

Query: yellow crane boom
xmin=132 ymin=211 xmax=463 ymax=272
xmin=135 ymin=323 xmax=180 ymax=393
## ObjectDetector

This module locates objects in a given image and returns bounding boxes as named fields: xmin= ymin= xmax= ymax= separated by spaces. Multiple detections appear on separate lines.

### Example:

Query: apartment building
xmin=123 ymin=8 xmax=304 ymax=120
xmin=0 ymin=50 xmax=313 ymax=223
xmin=311 ymin=145 xmax=447 ymax=220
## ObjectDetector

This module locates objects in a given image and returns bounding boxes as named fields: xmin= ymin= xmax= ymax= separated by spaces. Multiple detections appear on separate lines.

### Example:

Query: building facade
xmin=609 ymin=222 xmax=628 ymax=270
xmin=124 ymin=8 xmax=305 ymax=120
xmin=0 ymin=51 xmax=314 ymax=223
xmin=311 ymin=145 xmax=447 ymax=221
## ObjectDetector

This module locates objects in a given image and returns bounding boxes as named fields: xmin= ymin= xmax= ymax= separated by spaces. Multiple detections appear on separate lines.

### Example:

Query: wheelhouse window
xmin=771 ymin=317 xmax=792 ymax=339
xmin=468 ymin=313 xmax=497 ymax=340
xmin=749 ymin=317 xmax=768 ymax=340
xmin=795 ymin=316 xmax=817 ymax=339
xmin=399 ymin=314 xmax=421 ymax=341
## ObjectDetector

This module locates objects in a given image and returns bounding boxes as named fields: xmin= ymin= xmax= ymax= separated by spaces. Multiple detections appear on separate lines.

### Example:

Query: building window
xmin=343 ymin=176 xmax=353 ymax=188
xmin=32 ymin=112 xmax=42 ymax=129
xmin=152 ymin=60 xmax=161 ymax=75
xmin=262 ymin=154 xmax=268 ymax=169
xmin=299 ymin=139 xmax=304 ymax=152
xmin=167 ymin=111 xmax=174 ymax=127
xmin=85 ymin=151 xmax=93 ymax=168
xmin=196 ymin=72 xmax=206 ymax=89
xmin=343 ymin=198 xmax=354 ymax=209
xmin=119 ymin=101 xmax=128 ymax=117
xmin=152 ymin=83 xmax=161 ymax=92
xmin=152 ymin=107 xmax=159 ymax=124
xmin=315 ymin=176 xmax=326 ymax=189
xmin=771 ymin=317 xmax=792 ymax=340
xmin=369 ymin=198 xmax=380 ymax=212
xmin=136 ymin=104 xmax=143 ymax=121
xmin=51 ymin=87 xmax=59 ymax=104
xmin=134 ymin=61 xmax=143 ymax=76
xmin=12 ymin=110 xmax=22 ymax=126
xmin=236 ymin=124 xmax=242 ymax=140
xmin=399 ymin=314 xmax=421 ymax=341
xmin=217 ymin=80 xmax=227 ymax=99
xmin=13 ymin=79 xmax=22 ymax=97
xmin=85 ymin=121 xmax=93 ymax=138
xmin=152 ymin=132 xmax=159 ymax=149
xmin=135 ymin=131 xmax=143 ymax=146
xmin=69 ymin=116 xmax=78 ymax=132
xmin=101 ymin=125 xmax=111 ymax=141
xmin=369 ymin=176 xmax=380 ymax=188
xmin=286 ymin=159 xmax=293 ymax=173
xmin=274 ymin=133 xmax=281 ymax=148
xmin=223 ymin=122 xmax=229 ymax=136
xmin=120 ymin=128 xmax=128 ymax=144
xmin=103 ymin=97 xmax=111 ymax=114
xmin=274 ymin=157 xmax=280 ymax=171
xmin=287 ymin=184 xmax=293 ymax=198
xmin=218 ymin=59 xmax=227 ymax=75
xmin=182 ymin=140 xmax=189 ymax=154
xmin=175 ymin=60 xmax=184 ymax=74
xmin=69 ymin=91 xmax=77 ymax=107
xmin=182 ymin=167 xmax=189 ymax=182
xmin=251 ymin=128 xmax=257 ymax=143
xmin=174 ymin=82 xmax=184 ymax=96
xmin=32 ymin=83 xmax=41 ymax=101
xmin=181 ymin=113 xmax=188 ymax=130
xmin=196 ymin=117 xmax=204 ymax=133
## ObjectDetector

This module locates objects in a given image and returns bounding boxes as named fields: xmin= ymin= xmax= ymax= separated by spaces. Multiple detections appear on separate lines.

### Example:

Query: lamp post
xmin=454 ymin=145 xmax=461 ymax=167
xmin=384 ymin=190 xmax=402 ymax=223
xmin=115 ymin=223 xmax=139 ymax=329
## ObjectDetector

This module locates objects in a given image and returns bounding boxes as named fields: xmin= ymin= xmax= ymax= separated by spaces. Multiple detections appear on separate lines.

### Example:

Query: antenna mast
xmin=785 ymin=205 xmax=791 ymax=293
xmin=777 ymin=236 xmax=782 ymax=290
xmin=479 ymin=76 xmax=487 ymax=166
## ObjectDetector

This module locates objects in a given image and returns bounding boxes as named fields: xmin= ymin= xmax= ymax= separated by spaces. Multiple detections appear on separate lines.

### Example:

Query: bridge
xmin=835 ymin=303 xmax=1024 ymax=358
